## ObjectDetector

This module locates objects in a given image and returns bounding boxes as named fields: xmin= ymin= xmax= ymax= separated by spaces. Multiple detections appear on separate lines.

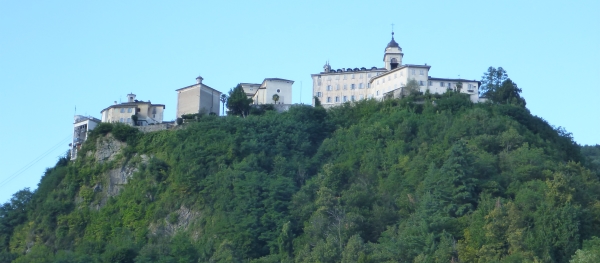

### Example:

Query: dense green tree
xmin=226 ymin=84 xmax=253 ymax=117
xmin=487 ymin=78 xmax=526 ymax=106
xmin=570 ymin=237 xmax=600 ymax=263
xmin=404 ymin=78 xmax=420 ymax=96
xmin=480 ymin=66 xmax=508 ymax=97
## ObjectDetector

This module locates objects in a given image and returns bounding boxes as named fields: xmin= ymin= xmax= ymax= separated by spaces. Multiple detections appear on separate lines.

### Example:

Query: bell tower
xmin=383 ymin=31 xmax=403 ymax=70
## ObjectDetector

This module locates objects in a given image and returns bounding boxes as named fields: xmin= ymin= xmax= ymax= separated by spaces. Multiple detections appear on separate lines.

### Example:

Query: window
xmin=344 ymin=84 xmax=347 ymax=90
xmin=327 ymin=76 xmax=331 ymax=80
xmin=120 ymin=108 xmax=125 ymax=113
xmin=351 ymin=95 xmax=355 ymax=101
xmin=359 ymin=95 xmax=364 ymax=100
xmin=327 ymin=97 xmax=332 ymax=103
xmin=277 ymin=89 xmax=281 ymax=93
xmin=394 ymin=73 xmax=397 ymax=79
xmin=440 ymin=82 xmax=445 ymax=87
xmin=335 ymin=96 xmax=340 ymax=102
xmin=359 ymin=83 xmax=363 ymax=89
xmin=419 ymin=81 xmax=424 ymax=86
xmin=400 ymin=71 xmax=403 ymax=76
xmin=420 ymin=70 xmax=424 ymax=75
xmin=335 ymin=75 xmax=340 ymax=80
xmin=368 ymin=83 xmax=371 ymax=88
xmin=388 ymin=76 xmax=391 ymax=80
xmin=428 ymin=81 xmax=432 ymax=86
xmin=376 ymin=91 xmax=380 ymax=96
xmin=327 ymin=85 xmax=332 ymax=91
xmin=127 ymin=118 xmax=131 ymax=123
xmin=352 ymin=74 xmax=355 ymax=79
xmin=120 ymin=118 xmax=124 ymax=122
xmin=317 ymin=92 xmax=322 ymax=97
xmin=351 ymin=84 xmax=355 ymax=90
xmin=127 ymin=108 xmax=132 ymax=113
xmin=343 ymin=75 xmax=347 ymax=80
xmin=336 ymin=84 xmax=340 ymax=90
xmin=367 ymin=73 xmax=371 ymax=78
xmin=383 ymin=78 xmax=385 ymax=83
xmin=411 ymin=69 xmax=415 ymax=75
xmin=359 ymin=74 xmax=363 ymax=79
xmin=343 ymin=96 xmax=347 ymax=102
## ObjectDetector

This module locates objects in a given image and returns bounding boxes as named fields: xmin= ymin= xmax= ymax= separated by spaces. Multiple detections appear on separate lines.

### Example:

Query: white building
xmin=312 ymin=32 xmax=480 ymax=107
xmin=241 ymin=78 xmax=294 ymax=105
xmin=176 ymin=76 xmax=221 ymax=117
xmin=71 ymin=115 xmax=100 ymax=160
xmin=101 ymin=93 xmax=165 ymax=126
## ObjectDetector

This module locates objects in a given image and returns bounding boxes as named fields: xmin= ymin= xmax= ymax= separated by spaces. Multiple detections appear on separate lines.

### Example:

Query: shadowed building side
xmin=176 ymin=76 xmax=221 ymax=117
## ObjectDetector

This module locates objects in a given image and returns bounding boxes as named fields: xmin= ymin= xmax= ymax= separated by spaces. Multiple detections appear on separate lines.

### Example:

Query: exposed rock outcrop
xmin=94 ymin=135 xmax=125 ymax=163
xmin=149 ymin=206 xmax=200 ymax=238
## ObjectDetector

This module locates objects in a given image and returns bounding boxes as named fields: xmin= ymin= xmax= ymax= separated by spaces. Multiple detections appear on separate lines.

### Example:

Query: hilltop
xmin=1 ymin=92 xmax=599 ymax=263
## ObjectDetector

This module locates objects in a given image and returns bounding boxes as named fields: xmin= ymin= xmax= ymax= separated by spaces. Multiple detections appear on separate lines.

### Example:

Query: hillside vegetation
xmin=1 ymin=91 xmax=599 ymax=263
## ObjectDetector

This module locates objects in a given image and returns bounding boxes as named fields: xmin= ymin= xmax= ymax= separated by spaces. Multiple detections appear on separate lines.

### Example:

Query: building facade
xmin=241 ymin=78 xmax=294 ymax=105
xmin=176 ymin=76 xmax=221 ymax=117
xmin=101 ymin=93 xmax=165 ymax=125
xmin=312 ymin=32 xmax=480 ymax=107
xmin=71 ymin=115 xmax=100 ymax=160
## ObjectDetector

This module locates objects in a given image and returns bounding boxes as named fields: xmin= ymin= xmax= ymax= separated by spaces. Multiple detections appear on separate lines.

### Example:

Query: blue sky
xmin=1 ymin=0 xmax=598 ymax=203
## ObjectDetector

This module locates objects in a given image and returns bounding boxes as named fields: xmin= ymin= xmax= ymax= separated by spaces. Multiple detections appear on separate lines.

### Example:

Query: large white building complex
xmin=312 ymin=32 xmax=480 ymax=107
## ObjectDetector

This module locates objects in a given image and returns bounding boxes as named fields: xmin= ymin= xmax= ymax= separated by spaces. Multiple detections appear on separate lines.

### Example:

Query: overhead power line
xmin=0 ymin=134 xmax=72 ymax=190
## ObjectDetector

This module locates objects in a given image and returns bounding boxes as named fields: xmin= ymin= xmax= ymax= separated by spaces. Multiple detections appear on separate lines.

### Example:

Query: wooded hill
xmin=1 ymin=91 xmax=600 ymax=263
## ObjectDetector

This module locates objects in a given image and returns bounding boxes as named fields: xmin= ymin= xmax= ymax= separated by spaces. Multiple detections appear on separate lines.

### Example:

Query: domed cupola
xmin=386 ymin=32 xmax=400 ymax=49
xmin=383 ymin=31 xmax=404 ymax=70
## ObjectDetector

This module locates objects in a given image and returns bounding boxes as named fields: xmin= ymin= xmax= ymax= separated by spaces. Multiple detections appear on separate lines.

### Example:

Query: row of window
xmin=318 ymin=69 xmax=428 ymax=86
xmin=319 ymin=90 xmax=386 ymax=102
xmin=317 ymin=72 xmax=382 ymax=85
xmin=119 ymin=118 xmax=131 ymax=123
xmin=326 ymin=94 xmax=370 ymax=103
xmin=325 ymin=73 xmax=378 ymax=80
xmin=325 ymin=83 xmax=369 ymax=91
xmin=374 ymin=81 xmax=476 ymax=89
xmin=119 ymin=108 xmax=134 ymax=113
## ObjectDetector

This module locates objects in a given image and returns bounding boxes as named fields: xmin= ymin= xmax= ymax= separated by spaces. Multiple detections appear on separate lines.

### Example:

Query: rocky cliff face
xmin=94 ymin=136 xmax=126 ymax=163
xmin=84 ymin=134 xmax=149 ymax=209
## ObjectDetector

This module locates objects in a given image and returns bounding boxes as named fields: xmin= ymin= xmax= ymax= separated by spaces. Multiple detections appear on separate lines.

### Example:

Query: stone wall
xmin=135 ymin=123 xmax=174 ymax=133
